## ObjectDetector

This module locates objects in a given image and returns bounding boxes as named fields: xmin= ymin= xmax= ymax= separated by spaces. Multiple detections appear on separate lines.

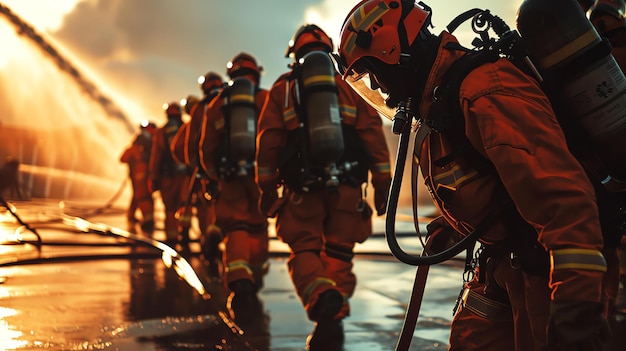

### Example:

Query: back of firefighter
xmin=149 ymin=102 xmax=190 ymax=245
xmin=589 ymin=0 xmax=626 ymax=315
xmin=120 ymin=120 xmax=156 ymax=232
xmin=337 ymin=1 xmax=612 ymax=350
xmin=198 ymin=53 xmax=269 ymax=322
xmin=256 ymin=24 xmax=392 ymax=350
xmin=170 ymin=73 xmax=224 ymax=273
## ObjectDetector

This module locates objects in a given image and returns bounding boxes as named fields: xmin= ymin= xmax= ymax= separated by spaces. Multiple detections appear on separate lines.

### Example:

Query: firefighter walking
xmin=170 ymin=72 xmax=224 ymax=273
xmin=198 ymin=53 xmax=270 ymax=323
xmin=120 ymin=120 xmax=156 ymax=232
xmin=150 ymin=102 xmax=190 ymax=246
xmin=256 ymin=25 xmax=392 ymax=350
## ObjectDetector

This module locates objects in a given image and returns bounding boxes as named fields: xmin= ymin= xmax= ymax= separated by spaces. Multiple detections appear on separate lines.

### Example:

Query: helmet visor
xmin=345 ymin=73 xmax=397 ymax=120
xmin=336 ymin=55 xmax=397 ymax=120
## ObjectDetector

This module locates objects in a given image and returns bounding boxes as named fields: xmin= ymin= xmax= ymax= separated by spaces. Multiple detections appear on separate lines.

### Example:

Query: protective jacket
xmin=120 ymin=131 xmax=154 ymax=224
xmin=198 ymin=84 xmax=269 ymax=289
xmin=256 ymin=70 xmax=392 ymax=320
xmin=417 ymin=32 xmax=607 ymax=350
xmin=150 ymin=118 xmax=189 ymax=241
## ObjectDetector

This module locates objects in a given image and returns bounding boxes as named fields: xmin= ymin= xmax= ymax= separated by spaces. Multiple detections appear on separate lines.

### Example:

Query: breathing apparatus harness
xmin=279 ymin=56 xmax=369 ymax=193
xmin=386 ymin=9 xmax=529 ymax=267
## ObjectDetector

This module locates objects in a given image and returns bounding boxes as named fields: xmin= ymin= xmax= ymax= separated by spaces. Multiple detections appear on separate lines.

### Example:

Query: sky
xmin=0 ymin=0 xmax=522 ymax=124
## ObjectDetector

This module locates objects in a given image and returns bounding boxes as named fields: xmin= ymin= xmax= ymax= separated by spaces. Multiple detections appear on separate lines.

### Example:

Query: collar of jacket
xmin=418 ymin=31 xmax=468 ymax=119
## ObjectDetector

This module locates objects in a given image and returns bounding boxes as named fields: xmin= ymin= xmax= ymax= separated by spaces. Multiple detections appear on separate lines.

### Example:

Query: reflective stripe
xmin=344 ymin=2 xmax=390 ymax=55
xmin=303 ymin=277 xmax=337 ymax=304
xmin=303 ymin=75 xmax=335 ymax=87
xmin=373 ymin=162 xmax=391 ymax=173
xmin=433 ymin=164 xmax=479 ymax=190
xmin=550 ymin=248 xmax=607 ymax=272
xmin=539 ymin=29 xmax=599 ymax=70
xmin=226 ymin=260 xmax=253 ymax=275
xmin=339 ymin=104 xmax=357 ymax=119
xmin=282 ymin=107 xmax=297 ymax=122
xmin=230 ymin=93 xmax=255 ymax=104
xmin=463 ymin=289 xmax=512 ymax=321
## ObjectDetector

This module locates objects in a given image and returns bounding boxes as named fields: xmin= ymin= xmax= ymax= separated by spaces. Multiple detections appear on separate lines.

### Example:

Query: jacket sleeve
xmin=346 ymin=83 xmax=392 ymax=191
xmin=256 ymin=78 xmax=288 ymax=192
xmin=463 ymin=64 xmax=606 ymax=303
xmin=170 ymin=122 xmax=188 ymax=166
xmin=149 ymin=129 xmax=164 ymax=181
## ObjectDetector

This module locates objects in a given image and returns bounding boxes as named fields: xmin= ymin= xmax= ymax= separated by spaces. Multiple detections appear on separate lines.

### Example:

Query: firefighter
xmin=150 ymin=102 xmax=190 ymax=246
xmin=336 ymin=1 xmax=611 ymax=350
xmin=198 ymin=53 xmax=269 ymax=322
xmin=256 ymin=24 xmax=392 ymax=350
xmin=120 ymin=120 xmax=156 ymax=232
xmin=170 ymin=73 xmax=225 ymax=274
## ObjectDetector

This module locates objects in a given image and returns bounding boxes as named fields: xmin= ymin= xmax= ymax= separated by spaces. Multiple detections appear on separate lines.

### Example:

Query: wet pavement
xmin=1 ymin=198 xmax=625 ymax=350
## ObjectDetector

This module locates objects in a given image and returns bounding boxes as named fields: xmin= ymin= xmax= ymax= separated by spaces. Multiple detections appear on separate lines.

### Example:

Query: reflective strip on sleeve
xmin=373 ymin=162 xmax=391 ymax=174
xmin=225 ymin=260 xmax=253 ymax=275
xmin=550 ymin=248 xmax=607 ymax=272
xmin=282 ymin=107 xmax=297 ymax=123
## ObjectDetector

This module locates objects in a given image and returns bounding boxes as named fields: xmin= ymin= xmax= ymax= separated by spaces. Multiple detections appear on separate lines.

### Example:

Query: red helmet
xmin=163 ymin=101 xmax=182 ymax=118
xmin=286 ymin=24 xmax=333 ymax=60
xmin=198 ymin=71 xmax=223 ymax=96
xmin=226 ymin=52 xmax=263 ymax=84
xmin=337 ymin=0 xmax=433 ymax=118
xmin=590 ymin=0 xmax=626 ymax=46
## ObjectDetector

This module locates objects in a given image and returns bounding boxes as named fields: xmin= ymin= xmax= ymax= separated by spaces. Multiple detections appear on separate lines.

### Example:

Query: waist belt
xmin=462 ymin=288 xmax=512 ymax=321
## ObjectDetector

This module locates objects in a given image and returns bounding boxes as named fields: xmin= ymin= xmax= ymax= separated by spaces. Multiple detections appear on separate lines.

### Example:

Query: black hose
xmin=385 ymin=126 xmax=491 ymax=266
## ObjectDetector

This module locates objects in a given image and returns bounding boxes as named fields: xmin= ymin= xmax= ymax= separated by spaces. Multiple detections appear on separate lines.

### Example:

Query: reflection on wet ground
xmin=0 ymin=199 xmax=625 ymax=350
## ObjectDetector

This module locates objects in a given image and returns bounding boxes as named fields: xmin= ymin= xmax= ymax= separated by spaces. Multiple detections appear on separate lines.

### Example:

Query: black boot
xmin=306 ymin=289 xmax=345 ymax=350
xmin=201 ymin=232 xmax=223 ymax=278
xmin=227 ymin=279 xmax=262 ymax=323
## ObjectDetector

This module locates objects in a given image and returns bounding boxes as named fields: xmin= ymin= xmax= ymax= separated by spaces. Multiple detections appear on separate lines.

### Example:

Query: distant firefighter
xmin=0 ymin=156 xmax=25 ymax=200
xmin=120 ymin=120 xmax=157 ymax=232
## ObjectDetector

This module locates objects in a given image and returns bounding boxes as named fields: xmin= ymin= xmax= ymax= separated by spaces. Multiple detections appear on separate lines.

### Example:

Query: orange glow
xmin=0 ymin=307 xmax=28 ymax=349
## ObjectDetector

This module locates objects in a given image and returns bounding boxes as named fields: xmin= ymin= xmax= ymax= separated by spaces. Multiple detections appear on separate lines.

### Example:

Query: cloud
xmin=53 ymin=0 xmax=323 ymax=120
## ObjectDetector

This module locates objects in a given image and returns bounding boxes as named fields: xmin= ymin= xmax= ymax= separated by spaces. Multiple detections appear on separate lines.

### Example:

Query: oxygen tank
xmin=517 ymin=0 xmax=626 ymax=184
xmin=226 ymin=77 xmax=256 ymax=167
xmin=300 ymin=50 xmax=344 ymax=168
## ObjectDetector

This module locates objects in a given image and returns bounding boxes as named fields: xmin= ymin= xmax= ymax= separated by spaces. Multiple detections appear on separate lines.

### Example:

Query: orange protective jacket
xmin=255 ymin=71 xmax=391 ymax=194
xmin=416 ymin=32 xmax=606 ymax=303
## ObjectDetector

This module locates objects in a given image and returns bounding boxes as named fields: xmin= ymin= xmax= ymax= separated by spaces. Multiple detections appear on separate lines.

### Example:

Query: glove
xmin=374 ymin=186 xmax=389 ymax=216
xmin=547 ymin=300 xmax=611 ymax=351
xmin=425 ymin=216 xmax=463 ymax=255
xmin=259 ymin=189 xmax=278 ymax=218
xmin=149 ymin=178 xmax=161 ymax=192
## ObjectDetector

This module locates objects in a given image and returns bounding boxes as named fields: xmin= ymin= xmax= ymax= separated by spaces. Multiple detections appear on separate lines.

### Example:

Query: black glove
xmin=259 ymin=189 xmax=278 ymax=218
xmin=150 ymin=179 xmax=161 ymax=192
xmin=547 ymin=300 xmax=611 ymax=351
xmin=374 ymin=186 xmax=389 ymax=216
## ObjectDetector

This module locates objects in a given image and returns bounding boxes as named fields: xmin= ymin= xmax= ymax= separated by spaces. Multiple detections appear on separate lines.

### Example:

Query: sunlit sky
xmin=0 ymin=0 xmax=522 ymax=125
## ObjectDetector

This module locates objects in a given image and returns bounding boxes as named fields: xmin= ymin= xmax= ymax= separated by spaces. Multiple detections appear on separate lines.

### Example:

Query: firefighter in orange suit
xmin=198 ymin=53 xmax=269 ymax=321
xmin=256 ymin=24 xmax=392 ymax=350
xmin=337 ymin=1 xmax=613 ymax=350
xmin=170 ymin=73 xmax=224 ymax=273
xmin=120 ymin=120 xmax=156 ymax=232
xmin=150 ymin=102 xmax=191 ymax=246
